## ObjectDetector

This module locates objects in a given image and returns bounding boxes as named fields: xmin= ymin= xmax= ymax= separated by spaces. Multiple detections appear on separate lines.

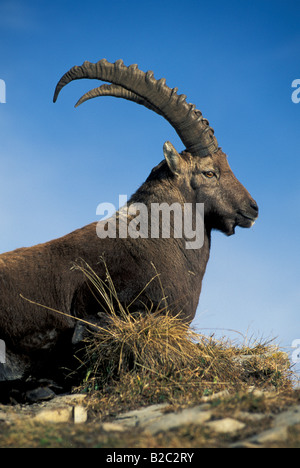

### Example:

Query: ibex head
xmin=54 ymin=59 xmax=258 ymax=237
xmin=162 ymin=141 xmax=258 ymax=236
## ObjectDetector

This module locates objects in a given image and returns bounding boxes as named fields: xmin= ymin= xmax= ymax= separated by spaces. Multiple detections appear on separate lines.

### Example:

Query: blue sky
xmin=0 ymin=0 xmax=299 ymax=373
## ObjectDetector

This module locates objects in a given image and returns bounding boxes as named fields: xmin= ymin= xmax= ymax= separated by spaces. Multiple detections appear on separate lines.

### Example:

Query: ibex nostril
xmin=250 ymin=200 xmax=259 ymax=214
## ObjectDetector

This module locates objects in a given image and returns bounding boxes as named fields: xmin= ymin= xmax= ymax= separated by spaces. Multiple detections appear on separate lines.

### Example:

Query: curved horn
xmin=53 ymin=59 xmax=218 ymax=157
xmin=74 ymin=83 xmax=163 ymax=115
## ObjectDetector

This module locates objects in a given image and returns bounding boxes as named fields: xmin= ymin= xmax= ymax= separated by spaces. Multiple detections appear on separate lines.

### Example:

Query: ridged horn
xmin=74 ymin=83 xmax=163 ymax=115
xmin=53 ymin=58 xmax=218 ymax=157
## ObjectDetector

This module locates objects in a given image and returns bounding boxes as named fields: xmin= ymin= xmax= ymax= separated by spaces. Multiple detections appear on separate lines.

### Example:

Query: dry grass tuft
xmin=69 ymin=260 xmax=293 ymax=418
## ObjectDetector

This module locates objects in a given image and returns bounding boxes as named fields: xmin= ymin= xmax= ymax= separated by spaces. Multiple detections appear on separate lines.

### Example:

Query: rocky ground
xmin=1 ymin=308 xmax=298 ymax=448
xmin=0 ymin=386 xmax=299 ymax=448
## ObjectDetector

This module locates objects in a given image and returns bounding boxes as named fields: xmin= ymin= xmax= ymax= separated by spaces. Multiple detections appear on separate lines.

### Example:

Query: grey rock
xmin=205 ymin=417 xmax=246 ymax=434
xmin=115 ymin=403 xmax=169 ymax=428
xmin=102 ymin=422 xmax=126 ymax=432
xmin=73 ymin=405 xmax=88 ymax=424
xmin=33 ymin=407 xmax=72 ymax=423
xmin=230 ymin=441 xmax=264 ymax=448
xmin=235 ymin=411 xmax=266 ymax=422
xmin=235 ymin=404 xmax=300 ymax=446
xmin=26 ymin=387 xmax=56 ymax=403
xmin=115 ymin=403 xmax=212 ymax=435
xmin=274 ymin=405 xmax=300 ymax=428
xmin=250 ymin=425 xmax=289 ymax=444
xmin=146 ymin=406 xmax=212 ymax=435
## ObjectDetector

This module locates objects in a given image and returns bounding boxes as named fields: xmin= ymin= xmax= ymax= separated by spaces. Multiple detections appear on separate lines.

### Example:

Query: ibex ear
xmin=163 ymin=141 xmax=183 ymax=175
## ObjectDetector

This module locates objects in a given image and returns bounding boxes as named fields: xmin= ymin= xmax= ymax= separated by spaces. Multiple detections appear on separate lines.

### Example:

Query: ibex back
xmin=0 ymin=59 xmax=258 ymax=384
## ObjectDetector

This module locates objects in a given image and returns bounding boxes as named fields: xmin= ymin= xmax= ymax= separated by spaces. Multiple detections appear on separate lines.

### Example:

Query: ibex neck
xmin=128 ymin=173 xmax=211 ymax=274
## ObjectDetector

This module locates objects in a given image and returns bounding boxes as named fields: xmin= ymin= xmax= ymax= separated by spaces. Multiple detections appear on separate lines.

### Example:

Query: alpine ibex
xmin=0 ymin=59 xmax=258 ymax=383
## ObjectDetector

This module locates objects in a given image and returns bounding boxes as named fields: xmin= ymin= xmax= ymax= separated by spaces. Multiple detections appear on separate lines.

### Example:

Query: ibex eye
xmin=204 ymin=171 xmax=215 ymax=178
